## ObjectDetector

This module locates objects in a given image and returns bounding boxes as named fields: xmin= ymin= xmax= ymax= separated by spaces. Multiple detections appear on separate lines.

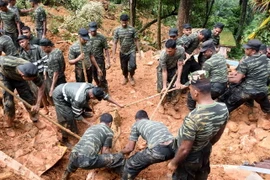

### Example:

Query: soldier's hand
xmin=167 ymin=161 xmax=177 ymax=171
xmin=78 ymin=53 xmax=85 ymax=61
xmin=174 ymin=81 xmax=181 ymax=89
xmin=31 ymin=105 xmax=40 ymax=113
xmin=49 ymin=89 xmax=53 ymax=97
xmin=161 ymin=87 xmax=167 ymax=94
xmin=98 ymin=68 xmax=103 ymax=77
xmin=106 ymin=63 xmax=111 ymax=70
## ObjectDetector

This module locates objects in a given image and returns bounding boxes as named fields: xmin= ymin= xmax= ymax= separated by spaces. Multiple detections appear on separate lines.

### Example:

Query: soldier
xmin=211 ymin=22 xmax=224 ymax=48
xmin=0 ymin=0 xmax=21 ymax=47
xmin=61 ymin=113 xmax=125 ymax=180
xmin=168 ymin=77 xmax=229 ymax=179
xmin=157 ymin=39 xmax=185 ymax=103
xmin=0 ymin=29 xmax=17 ymax=56
xmin=176 ymin=23 xmax=192 ymax=46
xmin=52 ymin=82 xmax=123 ymax=144
xmin=112 ymin=14 xmax=141 ymax=86
xmin=29 ymin=0 xmax=46 ymax=39
xmin=267 ymin=45 xmax=270 ymax=58
xmin=219 ymin=39 xmax=270 ymax=119
xmin=0 ymin=56 xmax=46 ymax=137
xmin=187 ymin=40 xmax=228 ymax=111
xmin=39 ymin=38 xmax=66 ymax=97
xmin=69 ymin=28 xmax=102 ymax=83
xmin=121 ymin=110 xmax=175 ymax=180
xmin=177 ymin=29 xmax=212 ymax=84
xmin=21 ymin=26 xmax=39 ymax=45
xmin=88 ymin=21 xmax=110 ymax=92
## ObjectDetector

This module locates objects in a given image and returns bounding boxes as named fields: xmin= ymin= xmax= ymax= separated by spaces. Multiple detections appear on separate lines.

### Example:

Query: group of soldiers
xmin=0 ymin=1 xmax=270 ymax=179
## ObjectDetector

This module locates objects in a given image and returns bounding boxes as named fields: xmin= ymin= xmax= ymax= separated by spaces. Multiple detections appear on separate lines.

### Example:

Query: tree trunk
xmin=202 ymin=0 xmax=215 ymax=28
xmin=177 ymin=0 xmax=192 ymax=36
xmin=129 ymin=0 xmax=136 ymax=26
xmin=235 ymin=0 xmax=248 ymax=42
xmin=157 ymin=0 xmax=162 ymax=49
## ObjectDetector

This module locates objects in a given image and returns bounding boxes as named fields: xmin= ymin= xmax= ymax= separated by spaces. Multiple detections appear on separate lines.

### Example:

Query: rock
xmin=130 ymin=90 xmax=136 ymax=94
xmin=257 ymin=117 xmax=270 ymax=130
xmin=238 ymin=121 xmax=252 ymax=135
xmin=145 ymin=61 xmax=154 ymax=66
xmin=227 ymin=121 xmax=239 ymax=133
xmin=239 ymin=135 xmax=257 ymax=152
xmin=253 ymin=128 xmax=268 ymax=141
xmin=258 ymin=136 xmax=270 ymax=150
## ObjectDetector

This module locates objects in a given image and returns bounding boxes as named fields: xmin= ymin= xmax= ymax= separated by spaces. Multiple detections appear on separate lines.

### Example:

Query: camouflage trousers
xmin=120 ymin=52 xmax=136 ymax=77
xmin=181 ymin=56 xmax=201 ymax=84
xmin=75 ymin=66 xmax=93 ymax=83
xmin=187 ymin=82 xmax=227 ymax=111
xmin=172 ymin=143 xmax=212 ymax=180
xmin=218 ymin=84 xmax=270 ymax=113
xmin=122 ymin=143 xmax=175 ymax=180
xmin=91 ymin=56 xmax=108 ymax=91
xmin=5 ymin=31 xmax=19 ymax=49
xmin=67 ymin=152 xmax=125 ymax=173
xmin=0 ymin=73 xmax=38 ymax=122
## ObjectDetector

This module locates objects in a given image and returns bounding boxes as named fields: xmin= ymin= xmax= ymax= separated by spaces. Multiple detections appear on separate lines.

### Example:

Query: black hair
xmin=100 ymin=113 xmax=113 ymax=124
xmin=165 ymin=39 xmax=176 ymax=49
xmin=21 ymin=26 xmax=31 ymax=31
xmin=135 ymin=110 xmax=149 ymax=120
xmin=200 ymin=29 xmax=212 ymax=41
xmin=191 ymin=78 xmax=211 ymax=94
xmin=214 ymin=22 xmax=225 ymax=30
xmin=0 ymin=0 xmax=8 ymax=7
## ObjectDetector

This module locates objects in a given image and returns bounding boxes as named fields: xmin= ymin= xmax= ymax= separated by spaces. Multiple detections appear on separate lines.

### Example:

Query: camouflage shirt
xmin=29 ymin=34 xmax=40 ymax=45
xmin=19 ymin=44 xmax=46 ymax=73
xmin=72 ymin=123 xmax=114 ymax=156
xmin=129 ymin=119 xmax=174 ymax=149
xmin=113 ymin=25 xmax=138 ymax=55
xmin=177 ymin=102 xmax=229 ymax=152
xmin=33 ymin=6 xmax=46 ymax=30
xmin=69 ymin=41 xmax=92 ymax=69
xmin=0 ymin=56 xmax=43 ymax=87
xmin=8 ymin=5 xmax=20 ymax=21
xmin=177 ymin=33 xmax=200 ymax=54
xmin=202 ymin=53 xmax=228 ymax=83
xmin=0 ymin=9 xmax=19 ymax=33
xmin=46 ymin=48 xmax=66 ymax=80
xmin=159 ymin=46 xmax=185 ymax=70
xmin=237 ymin=53 xmax=269 ymax=94
xmin=90 ymin=33 xmax=108 ymax=58
xmin=0 ymin=35 xmax=18 ymax=56
xmin=176 ymin=34 xmax=189 ymax=47
xmin=211 ymin=30 xmax=220 ymax=46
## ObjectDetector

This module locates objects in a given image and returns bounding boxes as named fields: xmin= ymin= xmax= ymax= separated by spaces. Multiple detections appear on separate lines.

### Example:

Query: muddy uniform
xmin=122 ymin=119 xmax=175 ymax=180
xmin=90 ymin=33 xmax=108 ymax=91
xmin=173 ymin=102 xmax=229 ymax=180
xmin=46 ymin=48 xmax=66 ymax=87
xmin=0 ymin=34 xmax=18 ymax=56
xmin=69 ymin=41 xmax=93 ymax=83
xmin=52 ymin=83 xmax=109 ymax=138
xmin=114 ymin=25 xmax=138 ymax=77
xmin=66 ymin=123 xmax=124 ymax=173
xmin=219 ymin=54 xmax=270 ymax=114
xmin=33 ymin=5 xmax=46 ymax=39
xmin=0 ymin=56 xmax=43 ymax=122
xmin=178 ymin=33 xmax=201 ymax=84
xmin=0 ymin=9 xmax=19 ymax=47
xmin=187 ymin=53 xmax=228 ymax=111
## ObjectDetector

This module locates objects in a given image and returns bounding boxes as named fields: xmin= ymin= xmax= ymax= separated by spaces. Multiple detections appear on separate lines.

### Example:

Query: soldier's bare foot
xmin=129 ymin=76 xmax=135 ymax=86
xmin=5 ymin=127 xmax=15 ymax=137
xmin=121 ymin=77 xmax=128 ymax=85
xmin=33 ymin=120 xmax=46 ymax=129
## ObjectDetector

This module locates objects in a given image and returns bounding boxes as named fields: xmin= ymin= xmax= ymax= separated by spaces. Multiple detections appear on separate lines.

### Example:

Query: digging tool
xmin=150 ymin=73 xmax=177 ymax=120
xmin=0 ymin=82 xmax=81 ymax=140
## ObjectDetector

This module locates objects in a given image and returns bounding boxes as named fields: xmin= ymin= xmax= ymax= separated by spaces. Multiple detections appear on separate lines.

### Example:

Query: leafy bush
xmin=64 ymin=0 xmax=88 ymax=11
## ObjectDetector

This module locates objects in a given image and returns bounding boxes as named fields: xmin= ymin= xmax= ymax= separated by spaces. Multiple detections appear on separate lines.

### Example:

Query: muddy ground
xmin=1 ymin=3 xmax=270 ymax=180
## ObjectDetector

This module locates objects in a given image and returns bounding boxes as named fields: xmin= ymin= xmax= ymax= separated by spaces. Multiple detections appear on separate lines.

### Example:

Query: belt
xmin=159 ymin=140 xmax=173 ymax=146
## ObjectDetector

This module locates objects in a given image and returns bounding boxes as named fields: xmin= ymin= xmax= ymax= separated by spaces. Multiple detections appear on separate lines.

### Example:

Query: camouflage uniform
xmin=178 ymin=33 xmax=201 ymax=84
xmin=187 ymin=54 xmax=228 ymax=111
xmin=0 ymin=9 xmax=19 ymax=47
xmin=0 ymin=34 xmax=18 ymax=56
xmin=0 ymin=56 xmax=43 ymax=122
xmin=69 ymin=41 xmax=93 ymax=83
xmin=122 ymin=119 xmax=175 ymax=180
xmin=219 ymin=54 xmax=270 ymax=113
xmin=46 ymin=48 xmax=66 ymax=87
xmin=33 ymin=5 xmax=46 ymax=39
xmin=52 ymin=83 xmax=109 ymax=138
xmin=66 ymin=123 xmax=124 ymax=173
xmin=90 ymin=33 xmax=109 ymax=91
xmin=173 ymin=102 xmax=229 ymax=180
xmin=211 ymin=30 xmax=220 ymax=47
xmin=157 ymin=46 xmax=185 ymax=101
xmin=29 ymin=34 xmax=40 ymax=45
xmin=113 ymin=25 xmax=138 ymax=77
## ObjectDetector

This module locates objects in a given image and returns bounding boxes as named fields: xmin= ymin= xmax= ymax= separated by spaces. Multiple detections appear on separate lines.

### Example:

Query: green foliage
xmin=63 ymin=2 xmax=104 ymax=33
xmin=64 ymin=0 xmax=88 ymax=10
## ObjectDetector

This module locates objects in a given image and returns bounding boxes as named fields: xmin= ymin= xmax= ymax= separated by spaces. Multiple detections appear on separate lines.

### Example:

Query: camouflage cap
xmin=188 ymin=70 xmax=209 ymax=85
xmin=17 ymin=63 xmax=38 ymax=77
xmin=200 ymin=39 xmax=215 ymax=52
xmin=169 ymin=28 xmax=178 ymax=36
xmin=183 ymin=23 xmax=192 ymax=29
xmin=243 ymin=39 xmax=262 ymax=51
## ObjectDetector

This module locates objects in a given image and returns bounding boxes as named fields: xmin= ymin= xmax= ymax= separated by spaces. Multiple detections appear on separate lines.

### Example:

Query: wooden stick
xmin=78 ymin=37 xmax=88 ymax=82
xmin=150 ymin=74 xmax=177 ymax=119
xmin=0 ymin=82 xmax=81 ymax=140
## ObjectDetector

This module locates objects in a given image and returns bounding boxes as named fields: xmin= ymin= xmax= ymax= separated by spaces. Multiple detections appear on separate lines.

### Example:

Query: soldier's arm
xmin=101 ymin=146 xmax=111 ymax=154
xmin=68 ymin=47 xmax=82 ymax=65
xmin=49 ymin=71 xmax=59 ymax=96
xmin=103 ymin=37 xmax=111 ymax=67
xmin=162 ymin=67 xmax=168 ymax=91
xmin=121 ymin=140 xmax=136 ymax=154
xmin=112 ymin=29 xmax=118 ymax=61
xmin=106 ymin=96 xmax=124 ymax=108
xmin=90 ymin=54 xmax=103 ymax=76
xmin=32 ymin=80 xmax=45 ymax=112
xmin=210 ymin=123 xmax=227 ymax=145
xmin=175 ymin=60 xmax=184 ymax=89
